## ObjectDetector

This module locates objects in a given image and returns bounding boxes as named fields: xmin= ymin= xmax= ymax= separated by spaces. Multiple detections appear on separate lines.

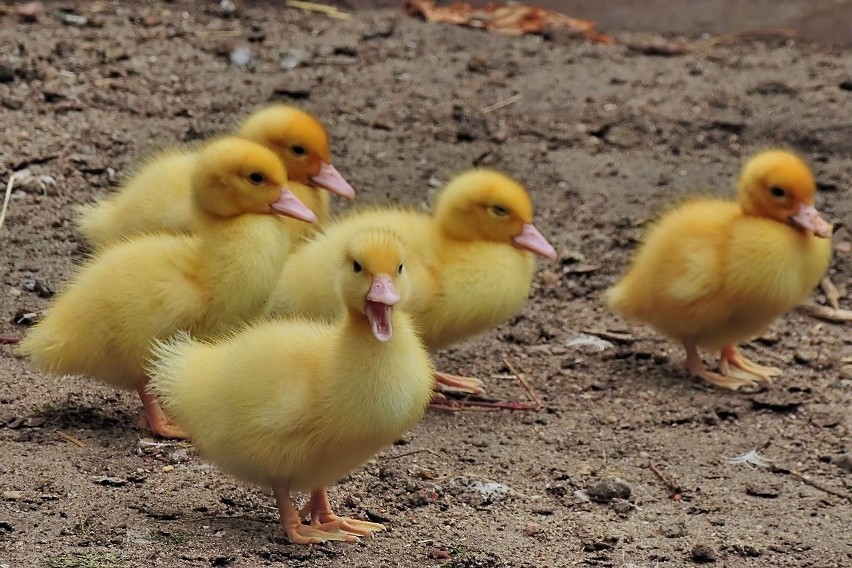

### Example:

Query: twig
xmin=481 ymin=94 xmax=522 ymax=114
xmin=582 ymin=329 xmax=635 ymax=343
xmin=195 ymin=30 xmax=243 ymax=38
xmin=746 ymin=341 xmax=789 ymax=363
xmin=821 ymin=277 xmax=841 ymax=310
xmin=57 ymin=430 xmax=87 ymax=448
xmin=770 ymin=465 xmax=850 ymax=501
xmin=380 ymin=448 xmax=439 ymax=461
xmin=0 ymin=336 xmax=20 ymax=345
xmin=285 ymin=0 xmax=351 ymax=20
xmin=797 ymin=303 xmax=852 ymax=323
xmin=693 ymin=28 xmax=797 ymax=50
xmin=648 ymin=460 xmax=683 ymax=501
xmin=0 ymin=173 xmax=18 ymax=233
xmin=430 ymin=359 xmax=541 ymax=411
xmin=503 ymin=358 xmax=543 ymax=409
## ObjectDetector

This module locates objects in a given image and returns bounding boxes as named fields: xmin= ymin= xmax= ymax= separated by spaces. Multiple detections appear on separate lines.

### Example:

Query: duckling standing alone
xmin=269 ymin=169 xmax=556 ymax=401
xmin=19 ymin=138 xmax=316 ymax=438
xmin=75 ymin=104 xmax=353 ymax=248
xmin=149 ymin=230 xmax=434 ymax=544
xmin=606 ymin=150 xmax=833 ymax=390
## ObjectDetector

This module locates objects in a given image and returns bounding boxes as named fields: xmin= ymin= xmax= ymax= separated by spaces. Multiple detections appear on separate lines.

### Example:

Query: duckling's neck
xmin=437 ymin=215 xmax=478 ymax=242
xmin=195 ymin=213 xmax=293 ymax=334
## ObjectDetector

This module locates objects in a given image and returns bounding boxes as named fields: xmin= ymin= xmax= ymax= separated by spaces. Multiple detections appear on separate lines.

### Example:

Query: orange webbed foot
xmin=720 ymin=345 xmax=780 ymax=384
xmin=304 ymin=488 xmax=385 ymax=539
xmin=137 ymin=378 xmax=188 ymax=439
xmin=684 ymin=341 xmax=761 ymax=392
xmin=434 ymin=371 xmax=486 ymax=395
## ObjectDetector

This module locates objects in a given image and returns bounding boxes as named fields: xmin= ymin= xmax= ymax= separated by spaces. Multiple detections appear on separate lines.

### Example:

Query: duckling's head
xmin=338 ymin=230 xmax=408 ymax=342
xmin=434 ymin=169 xmax=557 ymax=259
xmin=738 ymin=150 xmax=832 ymax=238
xmin=237 ymin=104 xmax=355 ymax=199
xmin=191 ymin=137 xmax=317 ymax=223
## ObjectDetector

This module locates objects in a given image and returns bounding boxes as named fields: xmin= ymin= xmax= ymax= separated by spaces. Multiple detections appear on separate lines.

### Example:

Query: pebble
xmin=731 ymin=543 xmax=762 ymax=557
xmin=2 ymin=491 xmax=23 ymax=500
xmin=745 ymin=482 xmax=780 ymax=498
xmin=794 ymin=349 xmax=816 ymax=364
xmin=830 ymin=453 xmax=852 ymax=472
xmin=691 ymin=543 xmax=717 ymax=563
xmin=585 ymin=477 xmax=631 ymax=502
xmin=611 ymin=499 xmax=633 ymax=514
xmin=662 ymin=521 xmax=688 ymax=538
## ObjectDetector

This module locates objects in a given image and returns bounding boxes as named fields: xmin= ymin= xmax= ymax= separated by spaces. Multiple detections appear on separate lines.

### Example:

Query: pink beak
xmin=790 ymin=203 xmax=832 ymax=238
xmin=310 ymin=162 xmax=356 ymax=200
xmin=365 ymin=275 xmax=399 ymax=342
xmin=512 ymin=223 xmax=557 ymax=259
xmin=269 ymin=187 xmax=318 ymax=224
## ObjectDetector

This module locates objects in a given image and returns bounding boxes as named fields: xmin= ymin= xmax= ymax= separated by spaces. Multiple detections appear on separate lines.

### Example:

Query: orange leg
xmin=434 ymin=371 xmax=486 ymax=395
xmin=719 ymin=345 xmax=780 ymax=383
xmin=304 ymin=488 xmax=385 ymax=538
xmin=271 ymin=481 xmax=357 ymax=545
xmin=136 ymin=377 xmax=188 ymax=439
xmin=0 ymin=335 xmax=20 ymax=345
xmin=684 ymin=339 xmax=759 ymax=391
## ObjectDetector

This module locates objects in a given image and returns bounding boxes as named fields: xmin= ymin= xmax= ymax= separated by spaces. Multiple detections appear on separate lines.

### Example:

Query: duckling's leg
xmin=684 ymin=340 xmax=758 ymax=391
xmin=0 ymin=335 xmax=20 ymax=345
xmin=719 ymin=345 xmax=780 ymax=383
xmin=305 ymin=488 xmax=385 ymax=538
xmin=434 ymin=371 xmax=486 ymax=395
xmin=136 ymin=378 xmax=188 ymax=439
xmin=271 ymin=481 xmax=357 ymax=545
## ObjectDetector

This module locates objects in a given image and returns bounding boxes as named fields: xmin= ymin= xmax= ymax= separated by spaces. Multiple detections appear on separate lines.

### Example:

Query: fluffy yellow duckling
xmin=606 ymin=150 xmax=833 ymax=390
xmin=148 ymin=229 xmax=434 ymax=544
xmin=75 ymin=104 xmax=354 ymax=248
xmin=269 ymin=169 xmax=557 ymax=396
xmin=19 ymin=138 xmax=317 ymax=438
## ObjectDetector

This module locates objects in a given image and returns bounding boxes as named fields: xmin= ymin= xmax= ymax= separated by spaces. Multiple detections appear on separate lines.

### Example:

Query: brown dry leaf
xmin=405 ymin=0 xmax=612 ymax=43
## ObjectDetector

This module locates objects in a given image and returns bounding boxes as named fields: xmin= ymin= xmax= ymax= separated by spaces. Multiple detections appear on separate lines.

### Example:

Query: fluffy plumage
xmin=149 ymin=229 xmax=434 ymax=544
xmin=75 ymin=105 xmax=353 ymax=248
xmin=606 ymin=150 xmax=833 ymax=390
xmin=19 ymin=138 xmax=316 ymax=438
xmin=268 ymin=169 xmax=556 ymax=396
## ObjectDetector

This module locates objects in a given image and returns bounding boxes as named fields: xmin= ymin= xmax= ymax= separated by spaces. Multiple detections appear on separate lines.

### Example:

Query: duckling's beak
xmin=512 ymin=223 xmax=558 ymax=260
xmin=790 ymin=203 xmax=832 ymax=238
xmin=269 ymin=187 xmax=318 ymax=224
xmin=365 ymin=275 xmax=400 ymax=342
xmin=310 ymin=162 xmax=356 ymax=200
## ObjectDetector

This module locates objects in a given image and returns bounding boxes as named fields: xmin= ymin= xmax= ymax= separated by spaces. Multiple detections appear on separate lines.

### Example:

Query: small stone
xmin=279 ymin=48 xmax=310 ymax=70
xmin=2 ymin=491 xmax=23 ymax=500
xmin=708 ymin=518 xmax=725 ymax=526
xmin=586 ymin=477 xmax=631 ymax=502
xmin=691 ymin=543 xmax=717 ymax=563
xmin=2 ymin=97 xmax=24 ymax=110
xmin=794 ymin=349 xmax=816 ymax=364
xmin=523 ymin=521 xmax=545 ymax=537
xmin=95 ymin=476 xmax=127 ymax=487
xmin=662 ymin=521 xmax=688 ymax=538
xmin=0 ymin=64 xmax=15 ymax=83
xmin=540 ymin=269 xmax=560 ymax=288
xmin=428 ymin=548 xmax=451 ymax=560
xmin=229 ymin=45 xmax=252 ymax=67
xmin=830 ymin=453 xmax=852 ymax=472
xmin=611 ymin=499 xmax=633 ymax=514
xmin=732 ymin=543 xmax=762 ymax=557
xmin=745 ymin=482 xmax=780 ymax=498
xmin=467 ymin=55 xmax=488 ymax=73
xmin=15 ymin=1 xmax=45 ymax=21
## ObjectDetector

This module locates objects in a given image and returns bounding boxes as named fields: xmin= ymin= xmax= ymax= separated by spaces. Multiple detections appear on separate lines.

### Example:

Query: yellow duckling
xmin=19 ymin=138 xmax=316 ymax=438
xmin=606 ymin=150 xmax=833 ymax=390
xmin=148 ymin=229 xmax=434 ymax=544
xmin=75 ymin=104 xmax=354 ymax=248
xmin=268 ymin=169 xmax=557 ymax=396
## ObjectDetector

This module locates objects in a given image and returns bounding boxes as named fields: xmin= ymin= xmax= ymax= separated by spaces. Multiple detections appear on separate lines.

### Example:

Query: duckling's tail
xmin=74 ymin=201 xmax=118 ymax=248
xmin=146 ymin=331 xmax=204 ymax=416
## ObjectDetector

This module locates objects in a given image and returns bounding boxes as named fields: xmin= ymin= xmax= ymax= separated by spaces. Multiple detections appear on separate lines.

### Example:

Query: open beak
xmin=790 ymin=203 xmax=832 ymax=238
xmin=365 ymin=275 xmax=400 ymax=342
xmin=512 ymin=223 xmax=558 ymax=259
xmin=310 ymin=162 xmax=356 ymax=200
xmin=269 ymin=187 xmax=318 ymax=224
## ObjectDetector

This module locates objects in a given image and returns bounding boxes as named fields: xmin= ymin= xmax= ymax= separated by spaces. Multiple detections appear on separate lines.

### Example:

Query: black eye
xmin=770 ymin=186 xmax=786 ymax=198
xmin=291 ymin=145 xmax=306 ymax=156
xmin=248 ymin=172 xmax=265 ymax=185
xmin=353 ymin=260 xmax=362 ymax=273
xmin=491 ymin=205 xmax=508 ymax=217
xmin=398 ymin=264 xmax=404 ymax=274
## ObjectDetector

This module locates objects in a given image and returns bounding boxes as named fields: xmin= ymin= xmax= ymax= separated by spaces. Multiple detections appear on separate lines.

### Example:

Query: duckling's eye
xmin=291 ymin=145 xmax=307 ymax=156
xmin=490 ymin=205 xmax=509 ymax=217
xmin=248 ymin=172 xmax=265 ymax=185
xmin=770 ymin=186 xmax=786 ymax=198
xmin=353 ymin=260 xmax=362 ymax=273
xmin=398 ymin=264 xmax=404 ymax=274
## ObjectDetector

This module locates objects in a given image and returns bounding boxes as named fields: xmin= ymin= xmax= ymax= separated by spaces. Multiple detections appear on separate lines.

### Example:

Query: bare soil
xmin=1 ymin=2 xmax=850 ymax=567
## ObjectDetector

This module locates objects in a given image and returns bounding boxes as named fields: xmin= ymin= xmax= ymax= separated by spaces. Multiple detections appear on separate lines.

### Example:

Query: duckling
xmin=148 ymin=229 xmax=434 ymax=544
xmin=18 ymin=138 xmax=316 ymax=438
xmin=269 ymin=169 xmax=556 ymax=397
xmin=75 ymin=104 xmax=353 ymax=248
xmin=606 ymin=150 xmax=833 ymax=390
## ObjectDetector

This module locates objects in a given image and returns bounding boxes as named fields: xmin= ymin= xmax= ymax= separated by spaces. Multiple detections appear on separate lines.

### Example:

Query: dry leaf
xmin=405 ymin=0 xmax=612 ymax=43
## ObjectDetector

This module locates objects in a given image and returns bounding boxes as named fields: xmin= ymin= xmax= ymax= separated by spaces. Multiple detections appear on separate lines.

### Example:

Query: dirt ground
xmin=1 ymin=1 xmax=851 ymax=567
